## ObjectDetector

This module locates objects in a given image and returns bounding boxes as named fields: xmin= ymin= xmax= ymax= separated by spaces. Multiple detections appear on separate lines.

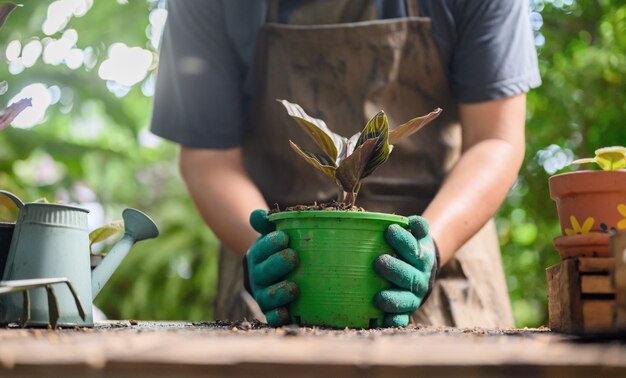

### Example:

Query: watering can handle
xmin=0 ymin=190 xmax=25 ymax=209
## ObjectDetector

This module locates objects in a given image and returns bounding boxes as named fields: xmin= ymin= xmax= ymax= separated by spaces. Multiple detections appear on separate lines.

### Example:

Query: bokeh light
xmin=535 ymin=144 xmax=575 ymax=174
xmin=8 ymin=83 xmax=52 ymax=129
xmin=98 ymin=43 xmax=153 ymax=87
xmin=42 ymin=0 xmax=93 ymax=35
xmin=148 ymin=8 xmax=168 ymax=49
xmin=22 ymin=40 xmax=43 ymax=67
xmin=5 ymin=40 xmax=21 ymax=61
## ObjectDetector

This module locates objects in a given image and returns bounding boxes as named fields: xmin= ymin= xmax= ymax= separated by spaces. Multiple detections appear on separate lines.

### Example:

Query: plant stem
xmin=344 ymin=191 xmax=356 ymax=207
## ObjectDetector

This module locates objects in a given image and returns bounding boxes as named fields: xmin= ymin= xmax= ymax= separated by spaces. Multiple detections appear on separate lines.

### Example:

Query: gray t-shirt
xmin=151 ymin=0 xmax=541 ymax=149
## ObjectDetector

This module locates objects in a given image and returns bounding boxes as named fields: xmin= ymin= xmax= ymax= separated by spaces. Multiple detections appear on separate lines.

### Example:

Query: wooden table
xmin=0 ymin=321 xmax=625 ymax=377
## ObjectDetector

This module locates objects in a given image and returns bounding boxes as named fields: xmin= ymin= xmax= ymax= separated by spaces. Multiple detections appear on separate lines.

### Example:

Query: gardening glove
xmin=243 ymin=209 xmax=298 ymax=326
xmin=373 ymin=215 xmax=440 ymax=327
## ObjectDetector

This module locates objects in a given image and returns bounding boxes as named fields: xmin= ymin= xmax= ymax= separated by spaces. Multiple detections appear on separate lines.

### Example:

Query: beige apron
xmin=215 ymin=0 xmax=514 ymax=328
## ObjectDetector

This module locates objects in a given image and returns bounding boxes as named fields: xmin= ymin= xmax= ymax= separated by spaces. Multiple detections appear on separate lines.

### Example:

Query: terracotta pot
xmin=552 ymin=233 xmax=610 ymax=259
xmin=549 ymin=170 xmax=626 ymax=258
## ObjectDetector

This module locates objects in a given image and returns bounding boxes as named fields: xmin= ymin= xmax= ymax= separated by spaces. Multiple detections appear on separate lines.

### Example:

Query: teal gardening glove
xmin=244 ymin=209 xmax=298 ymax=326
xmin=374 ymin=215 xmax=440 ymax=327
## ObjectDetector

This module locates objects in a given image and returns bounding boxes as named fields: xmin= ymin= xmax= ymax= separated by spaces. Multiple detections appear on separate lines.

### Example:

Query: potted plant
xmin=267 ymin=100 xmax=440 ymax=328
xmin=549 ymin=146 xmax=626 ymax=259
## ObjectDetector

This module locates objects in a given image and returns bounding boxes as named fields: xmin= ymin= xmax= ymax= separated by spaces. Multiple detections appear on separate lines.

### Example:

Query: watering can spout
xmin=91 ymin=209 xmax=159 ymax=299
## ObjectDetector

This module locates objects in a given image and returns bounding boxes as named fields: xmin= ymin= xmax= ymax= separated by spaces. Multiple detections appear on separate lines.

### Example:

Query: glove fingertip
xmin=265 ymin=307 xmax=291 ymax=327
xmin=383 ymin=313 xmax=410 ymax=327
xmin=373 ymin=254 xmax=395 ymax=278
xmin=384 ymin=223 xmax=406 ymax=243
xmin=250 ymin=209 xmax=275 ymax=235
xmin=282 ymin=248 xmax=299 ymax=269
xmin=408 ymin=215 xmax=429 ymax=239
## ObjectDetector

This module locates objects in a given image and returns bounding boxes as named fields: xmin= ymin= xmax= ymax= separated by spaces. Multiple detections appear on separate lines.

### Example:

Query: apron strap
xmin=406 ymin=0 xmax=420 ymax=17
xmin=266 ymin=0 xmax=279 ymax=23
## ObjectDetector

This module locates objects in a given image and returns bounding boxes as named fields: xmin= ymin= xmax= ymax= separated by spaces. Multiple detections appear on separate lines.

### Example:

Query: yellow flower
xmin=565 ymin=215 xmax=595 ymax=236
xmin=618 ymin=204 xmax=626 ymax=230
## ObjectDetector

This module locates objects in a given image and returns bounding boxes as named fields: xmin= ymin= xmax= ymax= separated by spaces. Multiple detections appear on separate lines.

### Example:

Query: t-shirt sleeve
xmin=450 ymin=0 xmax=541 ymax=103
xmin=150 ymin=0 xmax=245 ymax=148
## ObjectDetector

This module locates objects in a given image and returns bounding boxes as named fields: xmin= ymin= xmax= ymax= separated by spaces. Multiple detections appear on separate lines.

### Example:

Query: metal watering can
xmin=0 ymin=190 xmax=159 ymax=327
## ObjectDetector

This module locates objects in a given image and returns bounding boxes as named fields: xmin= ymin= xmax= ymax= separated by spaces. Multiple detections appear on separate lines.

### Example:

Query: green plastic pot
xmin=268 ymin=210 xmax=408 ymax=329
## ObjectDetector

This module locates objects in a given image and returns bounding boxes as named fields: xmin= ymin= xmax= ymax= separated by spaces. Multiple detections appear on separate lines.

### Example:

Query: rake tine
xmin=44 ymin=285 xmax=60 ymax=329
xmin=19 ymin=289 xmax=30 ymax=328
xmin=63 ymin=281 xmax=86 ymax=321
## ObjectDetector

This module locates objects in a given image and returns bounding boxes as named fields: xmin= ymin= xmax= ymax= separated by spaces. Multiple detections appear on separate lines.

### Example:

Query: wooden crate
xmin=613 ymin=232 xmax=626 ymax=329
xmin=546 ymin=257 xmax=614 ymax=333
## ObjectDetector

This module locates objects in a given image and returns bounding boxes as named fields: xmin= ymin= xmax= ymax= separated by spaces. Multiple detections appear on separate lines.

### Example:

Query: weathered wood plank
xmin=577 ymin=257 xmax=613 ymax=273
xmin=546 ymin=259 xmax=582 ymax=333
xmin=1 ymin=321 xmax=626 ymax=378
xmin=581 ymin=275 xmax=614 ymax=294
xmin=582 ymin=300 xmax=614 ymax=331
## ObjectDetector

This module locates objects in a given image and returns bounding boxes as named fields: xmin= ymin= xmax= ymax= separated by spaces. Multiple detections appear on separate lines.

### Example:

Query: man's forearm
xmin=423 ymin=139 xmax=523 ymax=265
xmin=179 ymin=147 xmax=267 ymax=258
xmin=423 ymin=94 xmax=527 ymax=265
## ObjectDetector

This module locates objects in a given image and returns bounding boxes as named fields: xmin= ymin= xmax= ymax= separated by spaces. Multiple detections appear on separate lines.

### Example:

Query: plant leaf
xmin=336 ymin=138 xmax=378 ymax=193
xmin=571 ymin=158 xmax=596 ymax=165
xmin=289 ymin=140 xmax=337 ymax=180
xmin=0 ymin=3 xmax=18 ymax=31
xmin=0 ymin=98 xmax=32 ymax=130
xmin=346 ymin=132 xmax=361 ymax=156
xmin=89 ymin=220 xmax=125 ymax=253
xmin=356 ymin=111 xmax=391 ymax=178
xmin=277 ymin=99 xmax=346 ymax=162
xmin=389 ymin=108 xmax=442 ymax=145
xmin=571 ymin=146 xmax=626 ymax=171
xmin=594 ymin=146 xmax=626 ymax=170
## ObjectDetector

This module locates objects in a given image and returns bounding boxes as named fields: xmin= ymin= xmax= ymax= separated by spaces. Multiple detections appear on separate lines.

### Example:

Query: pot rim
xmin=553 ymin=232 xmax=609 ymax=247
xmin=549 ymin=169 xmax=626 ymax=199
xmin=268 ymin=210 xmax=409 ymax=224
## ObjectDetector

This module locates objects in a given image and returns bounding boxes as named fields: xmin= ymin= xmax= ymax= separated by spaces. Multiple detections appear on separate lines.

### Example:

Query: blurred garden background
xmin=0 ymin=0 xmax=625 ymax=327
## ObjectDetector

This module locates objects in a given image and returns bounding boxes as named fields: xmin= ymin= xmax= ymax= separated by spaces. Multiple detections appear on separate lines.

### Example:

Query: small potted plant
xmin=268 ymin=100 xmax=440 ymax=328
xmin=549 ymin=146 xmax=626 ymax=259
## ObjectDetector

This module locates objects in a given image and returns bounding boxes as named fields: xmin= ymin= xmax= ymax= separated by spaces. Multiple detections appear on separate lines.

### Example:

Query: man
xmin=151 ymin=0 xmax=540 ymax=327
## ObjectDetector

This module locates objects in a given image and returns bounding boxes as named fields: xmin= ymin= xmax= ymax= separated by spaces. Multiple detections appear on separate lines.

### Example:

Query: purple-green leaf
xmin=0 ymin=98 xmax=32 ymax=130
xmin=356 ymin=111 xmax=390 ymax=178
xmin=289 ymin=141 xmax=337 ymax=180
xmin=389 ymin=108 xmax=442 ymax=144
xmin=335 ymin=138 xmax=378 ymax=194
xmin=278 ymin=101 xmax=440 ymax=207
xmin=278 ymin=99 xmax=347 ymax=161
xmin=0 ymin=3 xmax=18 ymax=31
xmin=346 ymin=131 xmax=361 ymax=156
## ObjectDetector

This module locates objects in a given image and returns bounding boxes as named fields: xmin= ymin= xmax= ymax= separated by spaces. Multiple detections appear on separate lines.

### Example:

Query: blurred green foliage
xmin=0 ymin=0 xmax=218 ymax=321
xmin=500 ymin=0 xmax=626 ymax=326
xmin=0 ymin=0 xmax=625 ymax=326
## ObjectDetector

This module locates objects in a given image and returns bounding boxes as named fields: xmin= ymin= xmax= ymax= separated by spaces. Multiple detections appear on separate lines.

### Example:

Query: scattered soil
xmin=86 ymin=320 xmax=552 ymax=339
xmin=269 ymin=200 xmax=365 ymax=214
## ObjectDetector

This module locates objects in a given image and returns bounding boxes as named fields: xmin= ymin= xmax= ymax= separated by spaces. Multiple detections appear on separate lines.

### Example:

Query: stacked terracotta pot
xmin=549 ymin=170 xmax=626 ymax=258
